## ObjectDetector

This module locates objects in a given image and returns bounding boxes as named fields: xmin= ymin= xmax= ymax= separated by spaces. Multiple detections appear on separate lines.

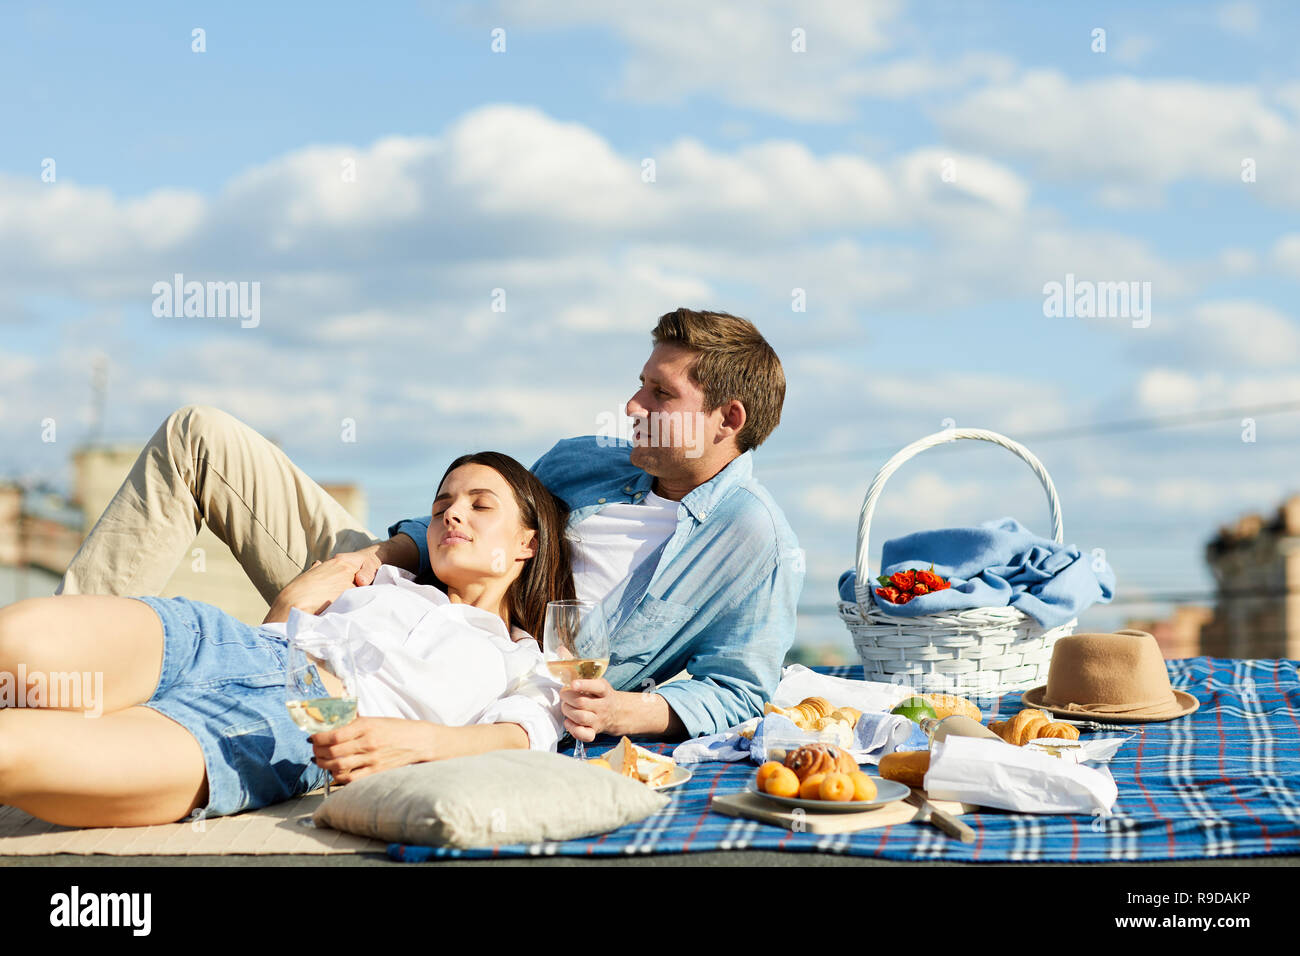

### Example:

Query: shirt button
xmin=699 ymin=511 xmax=708 ymax=520
xmin=634 ymin=492 xmax=643 ymax=500
xmin=623 ymin=485 xmax=633 ymax=493
xmin=597 ymin=498 xmax=606 ymax=504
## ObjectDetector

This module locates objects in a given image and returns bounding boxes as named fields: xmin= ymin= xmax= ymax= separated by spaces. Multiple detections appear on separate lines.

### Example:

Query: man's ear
xmin=719 ymin=399 xmax=746 ymax=439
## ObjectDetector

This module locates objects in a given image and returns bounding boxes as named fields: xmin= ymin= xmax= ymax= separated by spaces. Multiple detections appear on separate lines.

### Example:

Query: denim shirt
xmin=389 ymin=437 xmax=804 ymax=737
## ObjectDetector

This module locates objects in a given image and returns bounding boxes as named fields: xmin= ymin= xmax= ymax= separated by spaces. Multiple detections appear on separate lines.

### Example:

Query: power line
xmin=760 ymin=399 xmax=1300 ymax=471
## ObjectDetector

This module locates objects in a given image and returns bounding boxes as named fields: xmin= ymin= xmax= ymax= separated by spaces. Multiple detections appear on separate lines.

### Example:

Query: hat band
xmin=1045 ymin=694 xmax=1180 ymax=716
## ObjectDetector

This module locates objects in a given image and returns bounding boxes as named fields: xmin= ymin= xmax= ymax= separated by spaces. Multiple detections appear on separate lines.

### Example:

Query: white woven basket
xmin=837 ymin=428 xmax=1077 ymax=699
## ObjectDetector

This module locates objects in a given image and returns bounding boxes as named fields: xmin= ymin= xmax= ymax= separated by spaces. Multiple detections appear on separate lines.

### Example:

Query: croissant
xmin=783 ymin=744 xmax=857 ymax=781
xmin=1037 ymin=722 xmax=1080 ymax=740
xmin=990 ymin=711 xmax=1080 ymax=745
xmin=800 ymin=697 xmax=833 ymax=719
xmin=1013 ymin=709 xmax=1053 ymax=745
xmin=764 ymin=697 xmax=845 ymax=731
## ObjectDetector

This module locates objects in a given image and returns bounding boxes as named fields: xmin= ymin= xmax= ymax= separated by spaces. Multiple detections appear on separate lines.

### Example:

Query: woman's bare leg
xmin=0 ymin=706 xmax=208 ymax=827
xmin=0 ymin=596 xmax=164 ymax=715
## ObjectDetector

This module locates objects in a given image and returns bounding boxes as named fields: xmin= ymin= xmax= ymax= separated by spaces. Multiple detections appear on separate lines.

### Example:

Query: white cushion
xmin=312 ymin=750 xmax=669 ymax=848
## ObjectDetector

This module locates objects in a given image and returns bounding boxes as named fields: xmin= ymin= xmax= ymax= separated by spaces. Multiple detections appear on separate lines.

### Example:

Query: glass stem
xmin=574 ymin=738 xmax=587 ymax=760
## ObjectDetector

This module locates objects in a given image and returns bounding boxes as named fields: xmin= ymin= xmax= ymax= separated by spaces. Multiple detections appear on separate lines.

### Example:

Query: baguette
xmin=878 ymin=750 xmax=930 ymax=789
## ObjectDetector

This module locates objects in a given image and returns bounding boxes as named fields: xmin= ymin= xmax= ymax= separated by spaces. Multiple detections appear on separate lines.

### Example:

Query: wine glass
xmin=285 ymin=632 xmax=359 ymax=808
xmin=542 ymin=599 xmax=610 ymax=761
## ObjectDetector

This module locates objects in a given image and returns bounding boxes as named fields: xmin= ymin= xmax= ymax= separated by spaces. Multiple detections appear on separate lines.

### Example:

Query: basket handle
xmin=853 ymin=428 xmax=1065 ymax=608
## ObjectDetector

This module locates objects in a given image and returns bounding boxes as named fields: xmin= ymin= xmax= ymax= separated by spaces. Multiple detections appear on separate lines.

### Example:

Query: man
xmin=59 ymin=308 xmax=803 ymax=746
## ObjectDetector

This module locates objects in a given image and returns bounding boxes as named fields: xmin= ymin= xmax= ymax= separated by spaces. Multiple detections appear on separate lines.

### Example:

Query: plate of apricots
xmin=749 ymin=744 xmax=910 ymax=812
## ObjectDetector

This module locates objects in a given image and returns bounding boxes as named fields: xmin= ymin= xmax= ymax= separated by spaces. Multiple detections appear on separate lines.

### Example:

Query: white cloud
xmin=1274 ymin=234 xmax=1300 ymax=276
xmin=1185 ymin=301 xmax=1300 ymax=367
xmin=936 ymin=70 xmax=1300 ymax=206
xmin=480 ymin=0 xmax=1017 ymax=121
xmin=1135 ymin=367 xmax=1300 ymax=413
xmin=486 ymin=0 xmax=903 ymax=121
xmin=1130 ymin=299 xmax=1300 ymax=370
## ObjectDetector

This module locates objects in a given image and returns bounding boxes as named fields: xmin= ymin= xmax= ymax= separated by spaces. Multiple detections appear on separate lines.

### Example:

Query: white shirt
xmin=567 ymin=490 xmax=680 ymax=605
xmin=260 ymin=566 xmax=564 ymax=751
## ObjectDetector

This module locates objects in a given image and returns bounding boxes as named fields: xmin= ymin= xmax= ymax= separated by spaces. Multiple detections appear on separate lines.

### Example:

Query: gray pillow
xmin=311 ymin=750 xmax=670 ymax=848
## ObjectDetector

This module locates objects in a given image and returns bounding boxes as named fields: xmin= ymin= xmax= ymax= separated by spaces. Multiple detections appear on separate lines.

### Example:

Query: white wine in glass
xmin=542 ymin=599 xmax=610 ymax=761
xmin=285 ymin=633 xmax=359 ymax=808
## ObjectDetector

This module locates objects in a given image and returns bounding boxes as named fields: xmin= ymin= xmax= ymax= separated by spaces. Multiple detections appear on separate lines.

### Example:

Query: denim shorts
xmin=131 ymin=595 xmax=329 ymax=819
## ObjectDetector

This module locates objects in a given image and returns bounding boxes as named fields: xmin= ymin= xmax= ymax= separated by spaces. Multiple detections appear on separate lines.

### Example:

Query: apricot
xmin=849 ymin=770 xmax=878 ymax=802
xmin=755 ymin=761 xmax=785 ymax=790
xmin=762 ymin=765 xmax=799 ymax=798
xmin=819 ymin=772 xmax=855 ymax=802
xmin=799 ymin=772 xmax=828 ymax=800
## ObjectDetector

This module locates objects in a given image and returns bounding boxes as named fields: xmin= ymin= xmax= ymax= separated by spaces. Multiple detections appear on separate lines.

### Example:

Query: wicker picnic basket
xmin=837 ymin=428 xmax=1077 ymax=699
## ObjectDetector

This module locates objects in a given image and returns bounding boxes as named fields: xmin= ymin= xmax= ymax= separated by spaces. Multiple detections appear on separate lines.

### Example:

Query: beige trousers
xmin=57 ymin=405 xmax=379 ymax=605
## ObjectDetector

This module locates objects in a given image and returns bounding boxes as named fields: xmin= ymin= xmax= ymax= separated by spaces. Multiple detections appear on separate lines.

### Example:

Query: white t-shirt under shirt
xmin=566 ymin=490 xmax=680 ymax=606
xmin=259 ymin=566 xmax=564 ymax=752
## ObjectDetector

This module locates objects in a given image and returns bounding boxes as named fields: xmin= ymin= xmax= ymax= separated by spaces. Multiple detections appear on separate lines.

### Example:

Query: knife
xmin=1051 ymin=717 xmax=1143 ymax=732
xmin=905 ymin=790 xmax=976 ymax=843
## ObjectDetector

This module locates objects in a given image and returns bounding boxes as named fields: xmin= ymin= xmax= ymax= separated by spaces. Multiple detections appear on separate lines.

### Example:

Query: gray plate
xmin=746 ymin=777 xmax=910 ymax=812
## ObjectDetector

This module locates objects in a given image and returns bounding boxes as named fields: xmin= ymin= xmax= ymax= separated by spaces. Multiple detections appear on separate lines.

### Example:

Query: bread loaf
xmin=878 ymin=750 xmax=930 ymax=789
xmin=918 ymin=693 xmax=981 ymax=723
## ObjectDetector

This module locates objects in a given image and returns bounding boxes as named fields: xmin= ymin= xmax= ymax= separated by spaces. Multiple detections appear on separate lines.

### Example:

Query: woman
xmin=0 ymin=451 xmax=575 ymax=827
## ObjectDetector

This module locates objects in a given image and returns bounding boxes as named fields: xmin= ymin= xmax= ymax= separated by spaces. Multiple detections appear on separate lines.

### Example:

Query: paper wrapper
xmin=923 ymin=735 xmax=1119 ymax=815
xmin=772 ymin=663 xmax=916 ymax=713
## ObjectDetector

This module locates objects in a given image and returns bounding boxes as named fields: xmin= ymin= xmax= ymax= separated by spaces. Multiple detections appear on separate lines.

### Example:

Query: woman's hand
xmin=309 ymin=717 xmax=441 ymax=784
xmin=263 ymin=554 xmax=367 ymax=623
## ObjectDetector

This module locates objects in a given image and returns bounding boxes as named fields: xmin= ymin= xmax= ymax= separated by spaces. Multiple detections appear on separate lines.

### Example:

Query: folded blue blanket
xmin=837 ymin=517 xmax=1115 ymax=628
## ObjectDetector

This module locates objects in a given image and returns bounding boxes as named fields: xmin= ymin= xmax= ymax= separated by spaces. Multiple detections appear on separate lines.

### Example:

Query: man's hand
xmin=263 ymin=554 xmax=367 ymax=623
xmin=310 ymin=717 xmax=440 ymax=784
xmin=561 ymin=679 xmax=685 ymax=740
xmin=332 ymin=534 xmax=420 ymax=587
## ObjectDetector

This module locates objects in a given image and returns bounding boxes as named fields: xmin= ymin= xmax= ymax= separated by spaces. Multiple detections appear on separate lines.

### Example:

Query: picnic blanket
xmin=389 ymin=658 xmax=1300 ymax=863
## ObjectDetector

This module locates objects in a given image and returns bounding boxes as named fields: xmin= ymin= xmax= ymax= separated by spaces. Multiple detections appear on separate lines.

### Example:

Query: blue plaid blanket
xmin=389 ymin=658 xmax=1300 ymax=862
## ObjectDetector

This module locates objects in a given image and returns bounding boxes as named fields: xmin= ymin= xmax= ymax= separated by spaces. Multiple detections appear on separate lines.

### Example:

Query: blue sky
xmin=3 ymin=0 xmax=1299 ymax=655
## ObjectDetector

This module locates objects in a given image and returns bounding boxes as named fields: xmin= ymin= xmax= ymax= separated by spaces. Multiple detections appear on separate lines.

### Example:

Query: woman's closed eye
xmin=432 ymin=503 xmax=492 ymax=518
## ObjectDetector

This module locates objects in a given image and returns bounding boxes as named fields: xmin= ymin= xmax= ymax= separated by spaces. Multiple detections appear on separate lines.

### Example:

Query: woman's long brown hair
xmin=432 ymin=451 xmax=576 ymax=643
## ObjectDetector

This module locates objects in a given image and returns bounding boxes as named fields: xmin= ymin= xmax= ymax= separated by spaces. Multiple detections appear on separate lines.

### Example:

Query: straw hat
xmin=1021 ymin=630 xmax=1198 ymax=723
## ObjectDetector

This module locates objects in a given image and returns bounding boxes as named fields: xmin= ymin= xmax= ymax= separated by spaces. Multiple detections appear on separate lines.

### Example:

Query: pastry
xmin=801 ymin=696 xmax=832 ymax=719
xmin=764 ymin=696 xmax=840 ymax=729
xmin=989 ymin=711 xmax=1080 ymax=745
xmin=1004 ymin=709 xmax=1050 ymax=745
xmin=783 ymin=743 xmax=857 ymax=781
xmin=878 ymin=750 xmax=930 ymax=788
xmin=918 ymin=693 xmax=981 ymax=723
xmin=1037 ymin=722 xmax=1080 ymax=740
